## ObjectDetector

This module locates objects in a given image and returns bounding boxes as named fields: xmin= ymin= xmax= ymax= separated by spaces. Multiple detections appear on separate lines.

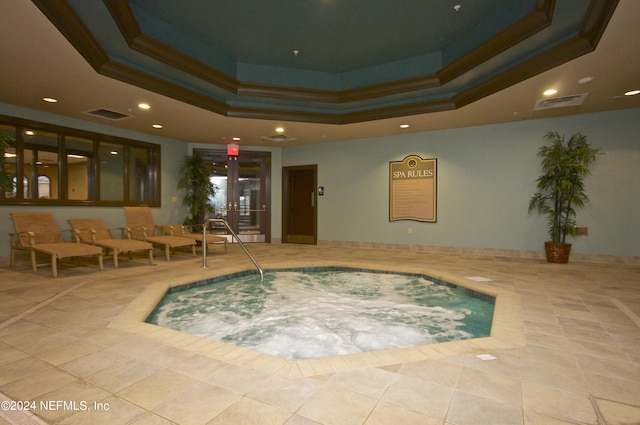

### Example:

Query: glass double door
xmin=195 ymin=149 xmax=270 ymax=242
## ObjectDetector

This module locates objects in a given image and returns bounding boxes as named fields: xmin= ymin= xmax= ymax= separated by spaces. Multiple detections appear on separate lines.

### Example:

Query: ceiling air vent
xmin=260 ymin=134 xmax=297 ymax=143
xmin=85 ymin=108 xmax=132 ymax=120
xmin=534 ymin=93 xmax=589 ymax=111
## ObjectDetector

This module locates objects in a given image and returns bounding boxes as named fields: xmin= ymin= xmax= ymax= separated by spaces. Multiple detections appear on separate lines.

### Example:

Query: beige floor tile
xmin=522 ymin=381 xmax=599 ymax=425
xmin=446 ymin=390 xmax=523 ymax=425
xmin=61 ymin=349 xmax=133 ymax=378
xmin=8 ymin=329 xmax=78 ymax=355
xmin=116 ymin=369 xmax=198 ymax=410
xmin=457 ymin=349 xmax=522 ymax=379
xmin=566 ymin=338 xmax=631 ymax=361
xmin=153 ymin=381 xmax=241 ymax=425
xmin=1 ymin=245 xmax=639 ymax=425
xmin=520 ymin=359 xmax=587 ymax=393
xmin=365 ymin=401 xmax=441 ymax=425
xmin=167 ymin=352 xmax=228 ymax=379
xmin=75 ymin=326 xmax=132 ymax=347
xmin=0 ymin=357 xmax=53 ymax=386
xmin=583 ymin=372 xmax=640 ymax=406
xmin=524 ymin=410 xmax=592 ymax=424
xmin=594 ymin=398 xmax=640 ymax=425
xmin=455 ymin=366 xmax=522 ymax=407
xmin=524 ymin=320 xmax=564 ymax=336
xmin=296 ymin=386 xmax=377 ymax=425
xmin=398 ymin=358 xmax=461 ymax=387
xmin=0 ymin=344 xmax=30 ymax=366
xmin=381 ymin=374 xmax=453 ymax=419
xmin=247 ymin=375 xmax=323 ymax=412
xmin=32 ymin=380 xmax=112 ymax=424
xmin=326 ymin=367 xmax=397 ymax=399
xmin=284 ymin=415 xmax=322 ymax=425
xmin=203 ymin=363 xmax=271 ymax=394
xmin=86 ymin=359 xmax=159 ymax=393
xmin=575 ymin=353 xmax=640 ymax=382
xmin=1 ymin=367 xmax=78 ymax=400
xmin=34 ymin=339 xmax=104 ymax=366
xmin=127 ymin=412 xmax=176 ymax=425
xmin=520 ymin=344 xmax=577 ymax=369
xmin=57 ymin=396 xmax=148 ymax=425
xmin=207 ymin=397 xmax=292 ymax=425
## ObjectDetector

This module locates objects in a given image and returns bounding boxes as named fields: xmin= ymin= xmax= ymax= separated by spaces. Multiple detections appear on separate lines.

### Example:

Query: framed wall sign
xmin=389 ymin=155 xmax=437 ymax=222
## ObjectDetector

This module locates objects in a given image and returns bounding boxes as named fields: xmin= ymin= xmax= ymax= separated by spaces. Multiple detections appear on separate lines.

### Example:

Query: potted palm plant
xmin=177 ymin=154 xmax=217 ymax=226
xmin=528 ymin=131 xmax=602 ymax=263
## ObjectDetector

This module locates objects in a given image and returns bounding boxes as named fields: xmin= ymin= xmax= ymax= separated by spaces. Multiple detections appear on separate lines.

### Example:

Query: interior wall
xmin=2 ymin=103 xmax=638 ymax=260
xmin=282 ymin=108 xmax=640 ymax=258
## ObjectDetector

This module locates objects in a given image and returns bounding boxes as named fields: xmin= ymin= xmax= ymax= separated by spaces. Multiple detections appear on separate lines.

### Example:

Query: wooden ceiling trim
xmin=438 ymin=0 xmax=554 ymax=85
xmin=32 ymin=0 xmax=110 ymax=72
xmin=30 ymin=0 xmax=619 ymax=126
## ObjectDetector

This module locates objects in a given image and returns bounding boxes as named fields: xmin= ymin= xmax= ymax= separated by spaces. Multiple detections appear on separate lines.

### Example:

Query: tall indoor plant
xmin=177 ymin=154 xmax=217 ymax=226
xmin=528 ymin=131 xmax=602 ymax=263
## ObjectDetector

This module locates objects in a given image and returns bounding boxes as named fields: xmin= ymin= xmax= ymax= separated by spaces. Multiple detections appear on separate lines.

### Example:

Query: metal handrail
xmin=201 ymin=218 xmax=264 ymax=283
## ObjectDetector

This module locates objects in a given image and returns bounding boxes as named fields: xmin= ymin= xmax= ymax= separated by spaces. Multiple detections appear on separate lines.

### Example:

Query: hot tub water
xmin=146 ymin=269 xmax=494 ymax=360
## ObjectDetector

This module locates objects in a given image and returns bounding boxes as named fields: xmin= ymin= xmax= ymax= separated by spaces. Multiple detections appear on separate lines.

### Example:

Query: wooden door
xmin=282 ymin=165 xmax=317 ymax=244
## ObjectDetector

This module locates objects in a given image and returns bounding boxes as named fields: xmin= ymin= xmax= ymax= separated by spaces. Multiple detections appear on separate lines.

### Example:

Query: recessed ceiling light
xmin=543 ymin=89 xmax=558 ymax=96
xmin=400 ymin=124 xmax=410 ymax=129
xmin=24 ymin=130 xmax=35 ymax=136
xmin=275 ymin=127 xmax=285 ymax=133
xmin=232 ymin=137 xmax=241 ymax=141
xmin=138 ymin=103 xmax=150 ymax=109
xmin=577 ymin=77 xmax=594 ymax=84
xmin=43 ymin=97 xmax=58 ymax=103
xmin=152 ymin=124 xmax=163 ymax=129
xmin=624 ymin=89 xmax=640 ymax=96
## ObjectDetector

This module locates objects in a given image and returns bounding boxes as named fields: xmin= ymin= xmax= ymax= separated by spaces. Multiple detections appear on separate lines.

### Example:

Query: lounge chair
xmin=10 ymin=212 xmax=104 ymax=277
xmin=161 ymin=224 xmax=227 ymax=253
xmin=68 ymin=218 xmax=154 ymax=268
xmin=123 ymin=207 xmax=196 ymax=261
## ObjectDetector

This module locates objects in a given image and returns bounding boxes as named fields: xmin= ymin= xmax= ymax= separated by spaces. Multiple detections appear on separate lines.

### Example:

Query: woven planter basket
xmin=545 ymin=242 xmax=572 ymax=264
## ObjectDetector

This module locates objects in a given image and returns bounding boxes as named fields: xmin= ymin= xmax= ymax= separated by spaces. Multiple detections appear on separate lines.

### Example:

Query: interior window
xmin=129 ymin=146 xmax=156 ymax=202
xmin=99 ymin=141 xmax=125 ymax=201
xmin=24 ymin=130 xmax=59 ymax=199
xmin=10 ymin=176 xmax=28 ymax=199
xmin=0 ymin=116 xmax=161 ymax=206
xmin=0 ymin=125 xmax=16 ymax=199
xmin=65 ymin=135 xmax=94 ymax=200
xmin=37 ymin=174 xmax=51 ymax=199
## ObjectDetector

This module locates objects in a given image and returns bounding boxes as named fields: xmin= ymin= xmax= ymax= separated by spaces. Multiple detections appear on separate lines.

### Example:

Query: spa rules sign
xmin=389 ymin=155 xmax=437 ymax=222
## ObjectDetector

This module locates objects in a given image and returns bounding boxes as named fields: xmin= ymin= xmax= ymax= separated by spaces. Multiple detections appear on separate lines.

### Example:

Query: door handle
xmin=311 ymin=192 xmax=315 ymax=207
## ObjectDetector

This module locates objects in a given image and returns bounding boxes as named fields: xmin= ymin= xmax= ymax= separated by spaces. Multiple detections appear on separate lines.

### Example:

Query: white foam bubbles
xmin=148 ymin=271 xmax=493 ymax=360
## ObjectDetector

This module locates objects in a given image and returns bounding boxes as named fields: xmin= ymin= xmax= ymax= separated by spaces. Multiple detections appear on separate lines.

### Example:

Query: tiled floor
xmin=1 ymin=243 xmax=639 ymax=425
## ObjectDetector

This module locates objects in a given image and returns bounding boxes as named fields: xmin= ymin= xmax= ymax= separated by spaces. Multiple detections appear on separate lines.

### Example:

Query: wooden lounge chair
xmin=68 ymin=218 xmax=154 ymax=268
xmin=161 ymin=224 xmax=227 ymax=253
xmin=10 ymin=212 xmax=104 ymax=277
xmin=123 ymin=207 xmax=196 ymax=261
